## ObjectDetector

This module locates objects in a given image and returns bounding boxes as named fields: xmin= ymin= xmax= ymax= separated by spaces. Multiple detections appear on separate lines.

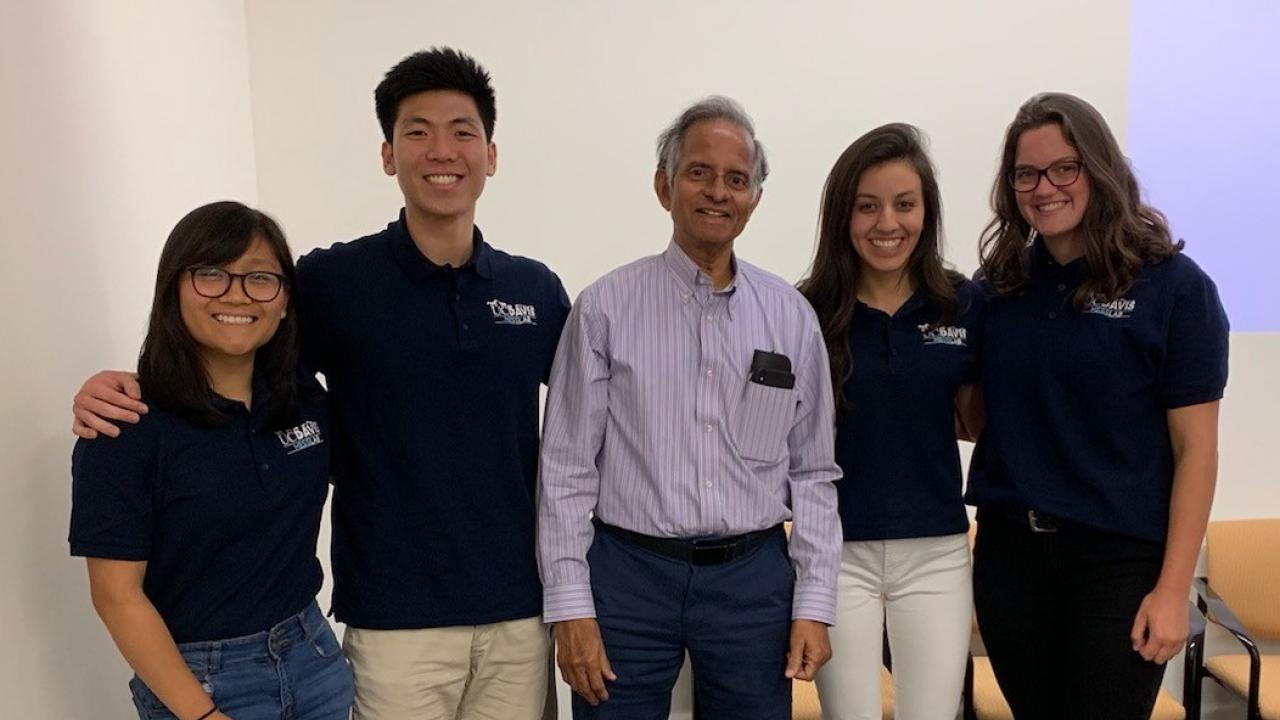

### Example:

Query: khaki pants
xmin=343 ymin=615 xmax=554 ymax=720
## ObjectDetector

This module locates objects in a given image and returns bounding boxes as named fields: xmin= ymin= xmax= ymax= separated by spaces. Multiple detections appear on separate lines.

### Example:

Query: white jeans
xmin=816 ymin=533 xmax=972 ymax=720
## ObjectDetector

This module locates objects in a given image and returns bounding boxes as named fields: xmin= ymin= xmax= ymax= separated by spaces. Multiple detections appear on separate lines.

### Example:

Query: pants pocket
xmin=128 ymin=675 xmax=212 ymax=720
xmin=311 ymin=622 xmax=344 ymax=658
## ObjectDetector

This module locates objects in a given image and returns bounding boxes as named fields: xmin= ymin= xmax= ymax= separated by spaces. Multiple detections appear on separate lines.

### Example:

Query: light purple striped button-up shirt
xmin=538 ymin=241 xmax=842 ymax=625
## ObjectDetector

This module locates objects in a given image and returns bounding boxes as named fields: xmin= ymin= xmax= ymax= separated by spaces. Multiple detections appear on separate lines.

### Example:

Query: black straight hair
xmin=137 ymin=201 xmax=301 ymax=429
xmin=375 ymin=47 xmax=496 ymax=142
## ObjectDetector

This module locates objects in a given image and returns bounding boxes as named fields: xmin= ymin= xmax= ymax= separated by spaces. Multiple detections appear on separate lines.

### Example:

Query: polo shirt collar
xmin=390 ymin=209 xmax=493 ymax=283
xmin=1030 ymin=235 xmax=1086 ymax=283
xmin=855 ymin=288 xmax=928 ymax=321
xmin=210 ymin=370 xmax=273 ymax=428
xmin=662 ymin=240 xmax=741 ymax=317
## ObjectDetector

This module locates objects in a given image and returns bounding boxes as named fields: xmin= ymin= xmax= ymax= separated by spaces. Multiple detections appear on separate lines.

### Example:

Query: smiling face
xmin=849 ymin=159 xmax=924 ymax=285
xmin=381 ymin=90 xmax=497 ymax=224
xmin=179 ymin=236 xmax=288 ymax=365
xmin=1014 ymin=123 xmax=1091 ymax=244
xmin=655 ymin=118 xmax=761 ymax=253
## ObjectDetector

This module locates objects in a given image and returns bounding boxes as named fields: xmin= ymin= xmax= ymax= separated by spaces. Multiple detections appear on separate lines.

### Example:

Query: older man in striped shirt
xmin=537 ymin=96 xmax=842 ymax=719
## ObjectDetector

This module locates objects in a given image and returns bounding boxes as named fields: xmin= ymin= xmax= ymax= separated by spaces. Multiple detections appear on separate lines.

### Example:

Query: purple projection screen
xmin=1128 ymin=0 xmax=1279 ymax=332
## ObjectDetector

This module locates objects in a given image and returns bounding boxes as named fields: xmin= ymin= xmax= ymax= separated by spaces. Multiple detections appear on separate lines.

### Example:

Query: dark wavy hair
xmin=137 ymin=201 xmax=300 ymax=429
xmin=375 ymin=47 xmax=496 ymax=142
xmin=979 ymin=92 xmax=1182 ymax=304
xmin=798 ymin=123 xmax=961 ymax=415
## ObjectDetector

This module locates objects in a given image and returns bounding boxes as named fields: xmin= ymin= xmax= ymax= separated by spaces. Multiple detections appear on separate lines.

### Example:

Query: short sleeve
xmin=1159 ymin=260 xmax=1230 ymax=409
xmin=957 ymin=279 xmax=986 ymax=385
xmin=69 ymin=415 xmax=161 ymax=560
xmin=296 ymin=251 xmax=333 ymax=375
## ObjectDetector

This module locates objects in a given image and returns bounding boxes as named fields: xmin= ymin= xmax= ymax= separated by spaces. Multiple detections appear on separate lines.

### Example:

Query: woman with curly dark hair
xmin=967 ymin=93 xmax=1229 ymax=718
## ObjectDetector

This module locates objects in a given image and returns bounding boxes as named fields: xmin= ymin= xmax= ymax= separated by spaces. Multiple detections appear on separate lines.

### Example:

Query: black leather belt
xmin=592 ymin=518 xmax=783 ymax=566
xmin=978 ymin=506 xmax=1090 ymax=534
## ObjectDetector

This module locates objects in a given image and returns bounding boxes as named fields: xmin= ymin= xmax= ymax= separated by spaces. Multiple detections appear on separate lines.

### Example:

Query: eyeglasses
xmin=188 ymin=266 xmax=286 ymax=302
xmin=1009 ymin=160 xmax=1083 ymax=192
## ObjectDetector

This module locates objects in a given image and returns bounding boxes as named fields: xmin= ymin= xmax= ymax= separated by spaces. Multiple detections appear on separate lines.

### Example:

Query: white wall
xmin=0 ymin=1 xmax=258 ymax=716
xmin=242 ymin=0 xmax=1131 ymax=289
xmin=2 ymin=1 xmax=1274 ymax=717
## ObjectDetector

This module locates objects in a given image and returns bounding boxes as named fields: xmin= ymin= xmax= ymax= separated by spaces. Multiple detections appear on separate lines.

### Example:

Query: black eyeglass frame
xmin=1009 ymin=160 xmax=1084 ymax=193
xmin=186 ymin=266 xmax=287 ymax=303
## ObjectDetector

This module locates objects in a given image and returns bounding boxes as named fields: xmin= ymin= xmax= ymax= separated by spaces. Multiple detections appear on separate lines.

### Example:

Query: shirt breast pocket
xmin=733 ymin=380 xmax=796 ymax=464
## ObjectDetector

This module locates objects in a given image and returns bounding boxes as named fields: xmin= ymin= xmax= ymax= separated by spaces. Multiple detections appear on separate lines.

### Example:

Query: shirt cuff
xmin=68 ymin=542 xmax=148 ymax=561
xmin=542 ymin=583 xmax=597 ymax=623
xmin=792 ymin=581 xmax=837 ymax=625
xmin=1161 ymin=386 xmax=1225 ymax=409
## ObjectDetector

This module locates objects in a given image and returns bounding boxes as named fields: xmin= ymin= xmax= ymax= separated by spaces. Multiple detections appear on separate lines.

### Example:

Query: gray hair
xmin=655 ymin=95 xmax=769 ymax=195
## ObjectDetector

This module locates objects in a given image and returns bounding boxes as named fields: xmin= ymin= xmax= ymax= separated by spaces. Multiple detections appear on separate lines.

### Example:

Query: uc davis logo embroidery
xmin=276 ymin=420 xmax=323 ymax=455
xmin=1083 ymin=297 xmax=1136 ymax=319
xmin=487 ymin=299 xmax=538 ymax=326
xmin=918 ymin=323 xmax=968 ymax=347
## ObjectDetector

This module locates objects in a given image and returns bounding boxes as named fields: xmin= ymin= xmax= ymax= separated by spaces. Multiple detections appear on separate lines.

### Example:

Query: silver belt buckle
xmin=1027 ymin=510 xmax=1059 ymax=533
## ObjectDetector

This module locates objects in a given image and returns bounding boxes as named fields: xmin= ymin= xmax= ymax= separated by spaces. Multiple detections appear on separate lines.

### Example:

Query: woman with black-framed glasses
xmin=69 ymin=201 xmax=353 ymax=719
xmin=966 ymin=93 xmax=1228 ymax=718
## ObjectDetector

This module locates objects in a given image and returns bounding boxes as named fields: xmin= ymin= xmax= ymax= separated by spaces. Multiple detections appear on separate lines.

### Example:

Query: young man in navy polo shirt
xmin=73 ymin=48 xmax=570 ymax=720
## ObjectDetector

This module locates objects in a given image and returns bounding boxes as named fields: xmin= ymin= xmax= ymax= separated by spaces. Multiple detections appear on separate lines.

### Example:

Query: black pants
xmin=972 ymin=510 xmax=1168 ymax=720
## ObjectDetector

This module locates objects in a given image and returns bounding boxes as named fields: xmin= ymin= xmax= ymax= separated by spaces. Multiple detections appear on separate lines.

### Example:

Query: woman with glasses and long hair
xmin=799 ymin=124 xmax=982 ymax=720
xmin=69 ymin=201 xmax=353 ymax=720
xmin=967 ymin=93 xmax=1228 ymax=718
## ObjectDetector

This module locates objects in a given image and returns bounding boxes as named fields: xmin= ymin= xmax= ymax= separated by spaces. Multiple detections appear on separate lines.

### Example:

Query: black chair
xmin=1187 ymin=518 xmax=1280 ymax=720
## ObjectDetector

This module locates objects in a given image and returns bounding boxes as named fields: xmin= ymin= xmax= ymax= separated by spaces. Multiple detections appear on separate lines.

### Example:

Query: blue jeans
xmin=128 ymin=601 xmax=354 ymax=720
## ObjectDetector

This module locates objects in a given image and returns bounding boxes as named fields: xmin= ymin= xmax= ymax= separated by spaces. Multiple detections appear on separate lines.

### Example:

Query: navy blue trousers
xmin=572 ymin=528 xmax=795 ymax=720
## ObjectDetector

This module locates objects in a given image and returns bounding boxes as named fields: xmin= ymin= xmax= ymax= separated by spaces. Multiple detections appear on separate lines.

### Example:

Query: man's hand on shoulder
xmin=73 ymin=370 xmax=146 ymax=439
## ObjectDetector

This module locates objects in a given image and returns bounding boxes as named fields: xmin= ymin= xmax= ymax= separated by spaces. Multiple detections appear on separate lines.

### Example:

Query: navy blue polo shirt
xmin=69 ymin=378 xmax=329 ymax=644
xmin=967 ymin=240 xmax=1229 ymax=542
xmin=297 ymin=211 xmax=571 ymax=629
xmin=835 ymin=279 xmax=983 ymax=541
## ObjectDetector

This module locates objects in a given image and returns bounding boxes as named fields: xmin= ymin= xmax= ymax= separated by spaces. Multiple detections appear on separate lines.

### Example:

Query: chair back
xmin=1206 ymin=518 xmax=1280 ymax=640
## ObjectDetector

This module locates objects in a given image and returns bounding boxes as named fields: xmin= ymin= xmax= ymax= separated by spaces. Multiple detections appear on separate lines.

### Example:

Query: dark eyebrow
xmin=855 ymin=191 xmax=918 ymax=201
xmin=400 ymin=116 xmax=482 ymax=129
xmin=1015 ymin=156 xmax=1080 ymax=168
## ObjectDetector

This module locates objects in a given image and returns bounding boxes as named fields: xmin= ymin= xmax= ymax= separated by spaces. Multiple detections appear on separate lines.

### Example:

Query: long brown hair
xmin=798 ymin=123 xmax=960 ymax=415
xmin=979 ymin=92 xmax=1182 ymax=303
